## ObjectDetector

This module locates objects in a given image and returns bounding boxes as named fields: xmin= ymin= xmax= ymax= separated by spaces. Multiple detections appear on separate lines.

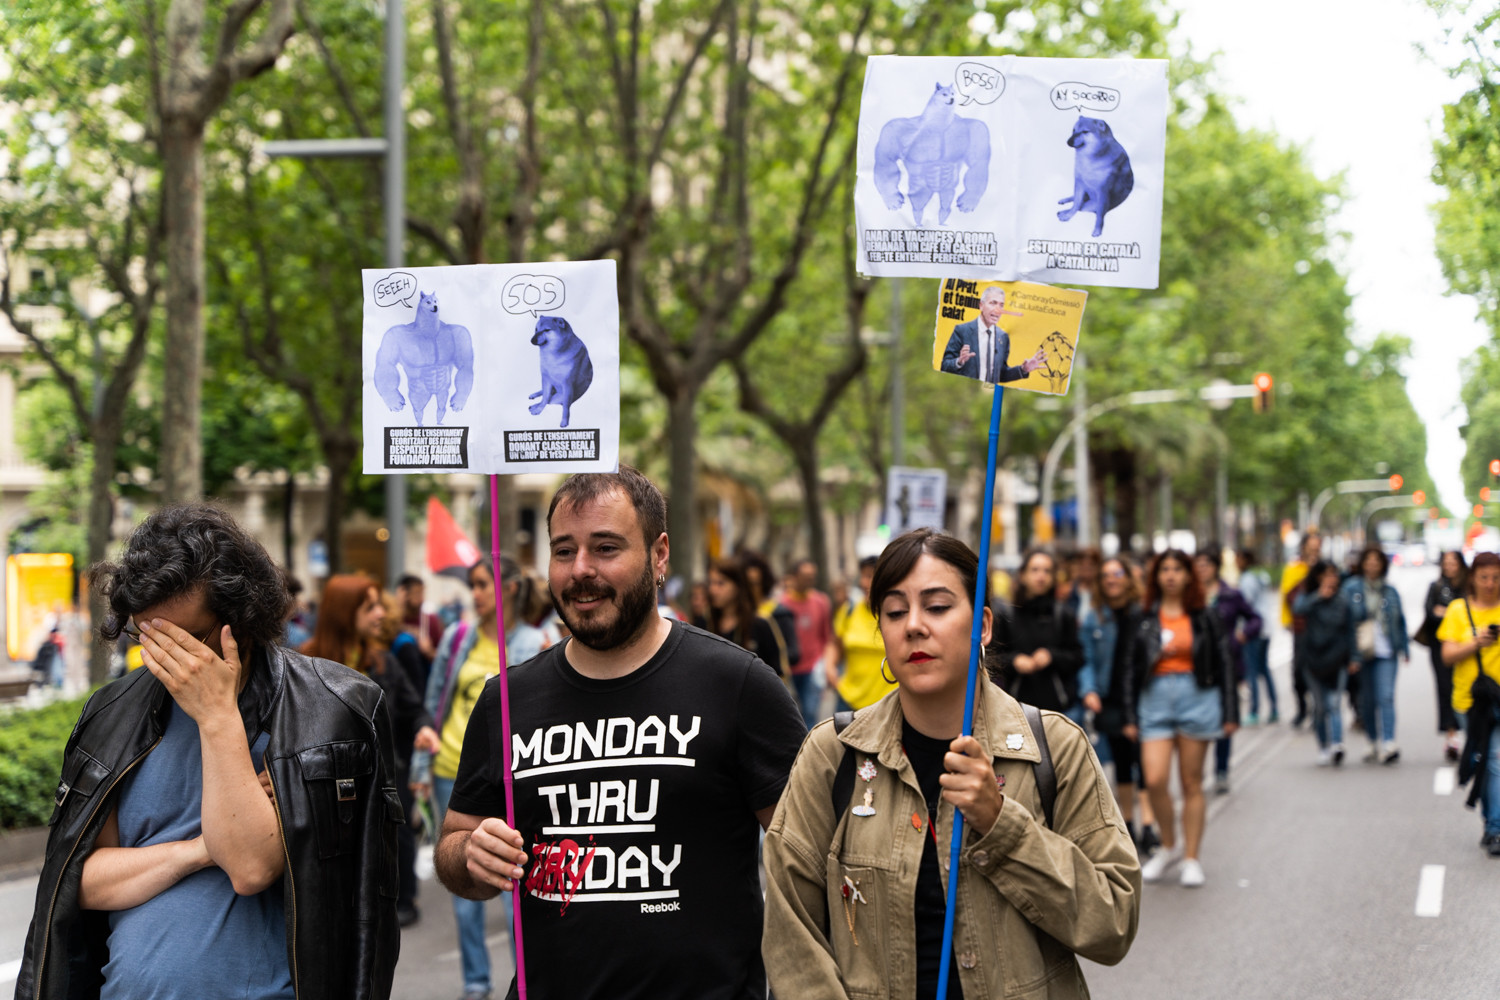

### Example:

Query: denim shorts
xmin=1138 ymin=671 xmax=1223 ymax=742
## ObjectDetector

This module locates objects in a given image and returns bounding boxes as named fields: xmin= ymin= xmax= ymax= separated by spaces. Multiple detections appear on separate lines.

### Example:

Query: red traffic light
xmin=1412 ymin=490 xmax=1426 ymax=506
xmin=1389 ymin=474 xmax=1403 ymax=491
xmin=1476 ymin=504 xmax=1487 ymax=519
xmin=1491 ymin=459 xmax=1500 ymax=476
xmin=1430 ymin=507 xmax=1441 ymax=519
xmin=1484 ymin=487 xmax=1493 ymax=502
xmin=1253 ymin=372 xmax=1273 ymax=392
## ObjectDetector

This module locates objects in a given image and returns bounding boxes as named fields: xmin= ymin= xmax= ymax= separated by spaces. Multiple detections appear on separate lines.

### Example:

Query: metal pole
xmin=1073 ymin=354 xmax=1089 ymax=545
xmin=890 ymin=278 xmax=904 ymax=468
xmin=1215 ymin=461 xmax=1228 ymax=546
xmin=384 ymin=0 xmax=407 ymax=590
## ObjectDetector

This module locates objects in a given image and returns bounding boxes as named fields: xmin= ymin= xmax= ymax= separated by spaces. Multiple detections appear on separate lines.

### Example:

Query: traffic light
xmin=1430 ymin=507 xmax=1441 ymax=519
xmin=1252 ymin=372 xmax=1273 ymax=413
xmin=1476 ymin=504 xmax=1487 ymax=519
xmin=1389 ymin=474 xmax=1403 ymax=491
xmin=1412 ymin=490 xmax=1426 ymax=506
xmin=1491 ymin=459 xmax=1500 ymax=476
xmin=1484 ymin=487 xmax=1493 ymax=502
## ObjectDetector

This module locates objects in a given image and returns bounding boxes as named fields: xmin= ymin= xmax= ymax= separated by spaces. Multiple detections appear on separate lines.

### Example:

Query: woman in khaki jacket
xmin=763 ymin=529 xmax=1140 ymax=999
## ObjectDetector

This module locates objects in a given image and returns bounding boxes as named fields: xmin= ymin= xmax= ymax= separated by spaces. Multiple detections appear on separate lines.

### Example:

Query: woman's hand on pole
xmin=940 ymin=735 xmax=1004 ymax=836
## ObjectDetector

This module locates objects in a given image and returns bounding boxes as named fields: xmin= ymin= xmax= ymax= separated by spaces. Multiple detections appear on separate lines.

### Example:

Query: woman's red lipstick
xmin=908 ymin=652 xmax=933 ymax=663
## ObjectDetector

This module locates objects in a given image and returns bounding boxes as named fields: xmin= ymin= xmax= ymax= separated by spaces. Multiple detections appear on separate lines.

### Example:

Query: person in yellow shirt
xmin=1438 ymin=551 xmax=1500 ymax=856
xmin=1280 ymin=531 xmax=1321 ymax=728
xmin=827 ymin=556 xmax=893 ymax=711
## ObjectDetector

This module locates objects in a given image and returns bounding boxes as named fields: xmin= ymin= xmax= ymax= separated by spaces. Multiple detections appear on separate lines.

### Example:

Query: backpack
xmin=829 ymin=703 xmax=1057 ymax=829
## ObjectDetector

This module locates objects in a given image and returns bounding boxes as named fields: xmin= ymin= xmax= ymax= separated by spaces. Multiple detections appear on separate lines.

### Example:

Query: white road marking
xmin=1415 ymin=864 xmax=1445 ymax=918
xmin=0 ymin=958 xmax=21 ymax=986
xmin=1434 ymin=767 xmax=1457 ymax=796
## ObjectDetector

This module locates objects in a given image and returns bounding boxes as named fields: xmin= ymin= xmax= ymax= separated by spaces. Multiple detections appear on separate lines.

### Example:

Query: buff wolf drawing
xmin=873 ymin=82 xmax=991 ymax=227
xmin=374 ymin=290 xmax=475 ymax=426
xmin=529 ymin=315 xmax=593 ymax=428
xmin=1056 ymin=116 xmax=1134 ymax=237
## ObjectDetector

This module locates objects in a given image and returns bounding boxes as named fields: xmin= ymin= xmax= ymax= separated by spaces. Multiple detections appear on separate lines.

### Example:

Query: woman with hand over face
xmin=763 ymin=529 xmax=1139 ymax=1000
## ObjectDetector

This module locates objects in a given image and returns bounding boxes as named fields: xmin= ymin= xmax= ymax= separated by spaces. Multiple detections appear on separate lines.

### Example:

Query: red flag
xmin=426 ymin=496 xmax=481 ymax=578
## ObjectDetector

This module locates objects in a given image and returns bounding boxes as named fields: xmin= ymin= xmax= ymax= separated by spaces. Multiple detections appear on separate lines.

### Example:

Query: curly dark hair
xmin=90 ymin=502 xmax=293 ymax=650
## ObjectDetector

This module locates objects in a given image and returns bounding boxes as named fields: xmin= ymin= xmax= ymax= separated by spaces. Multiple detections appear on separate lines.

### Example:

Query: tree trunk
xmin=323 ymin=436 xmax=356 ymax=575
xmin=667 ymin=388 xmax=700 ymax=583
xmin=86 ymin=431 xmax=119 ymax=687
xmin=161 ymin=120 xmax=206 ymax=501
xmin=793 ymin=441 xmax=829 ymax=590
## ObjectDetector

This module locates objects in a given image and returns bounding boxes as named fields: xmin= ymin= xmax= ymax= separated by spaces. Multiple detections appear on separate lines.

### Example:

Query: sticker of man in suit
xmin=939 ymin=285 xmax=1047 ymax=383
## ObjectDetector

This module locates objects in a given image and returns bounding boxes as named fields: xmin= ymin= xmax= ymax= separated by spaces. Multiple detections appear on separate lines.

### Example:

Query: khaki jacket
xmin=763 ymin=681 xmax=1140 ymax=999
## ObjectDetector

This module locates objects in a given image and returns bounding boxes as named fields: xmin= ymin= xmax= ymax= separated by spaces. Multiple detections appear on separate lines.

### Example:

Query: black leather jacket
xmin=16 ymin=645 xmax=402 ymax=1000
xmin=1121 ymin=605 xmax=1238 ymax=731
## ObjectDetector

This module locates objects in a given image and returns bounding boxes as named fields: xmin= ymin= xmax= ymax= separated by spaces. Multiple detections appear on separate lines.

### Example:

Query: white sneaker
xmin=1179 ymin=858 xmax=1206 ymax=888
xmin=1380 ymin=742 xmax=1401 ymax=765
xmin=1317 ymin=748 xmax=1333 ymax=766
xmin=1140 ymin=844 xmax=1183 ymax=883
xmin=1363 ymin=742 xmax=1380 ymax=763
xmin=1332 ymin=743 xmax=1345 ymax=767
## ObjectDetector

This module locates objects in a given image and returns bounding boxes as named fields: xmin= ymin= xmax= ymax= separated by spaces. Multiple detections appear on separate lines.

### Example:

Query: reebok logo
xmin=640 ymin=900 xmax=681 ymax=914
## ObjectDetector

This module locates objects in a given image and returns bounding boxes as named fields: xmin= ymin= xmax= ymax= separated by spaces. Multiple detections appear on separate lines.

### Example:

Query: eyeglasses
xmin=122 ymin=619 xmax=219 ymax=644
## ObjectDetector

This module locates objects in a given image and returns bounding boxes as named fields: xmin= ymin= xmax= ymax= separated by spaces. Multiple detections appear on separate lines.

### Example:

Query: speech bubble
xmin=954 ymin=62 xmax=1005 ymax=106
xmin=501 ymin=274 xmax=567 ymax=317
xmin=373 ymin=271 xmax=418 ymax=308
xmin=1050 ymin=81 xmax=1121 ymax=114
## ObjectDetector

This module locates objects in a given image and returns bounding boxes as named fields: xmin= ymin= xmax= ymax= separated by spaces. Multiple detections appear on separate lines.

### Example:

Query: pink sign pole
xmin=488 ymin=474 xmax=526 ymax=998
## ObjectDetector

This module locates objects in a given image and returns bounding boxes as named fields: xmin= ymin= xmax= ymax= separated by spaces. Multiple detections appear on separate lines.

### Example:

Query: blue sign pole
xmin=934 ymin=383 xmax=1005 ymax=997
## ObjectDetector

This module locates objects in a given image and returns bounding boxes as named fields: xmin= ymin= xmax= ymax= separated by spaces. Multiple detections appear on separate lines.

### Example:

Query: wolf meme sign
xmin=856 ymin=56 xmax=1168 ymax=290
xmin=361 ymin=260 xmax=620 ymax=475
xmin=931 ymin=278 xmax=1087 ymax=396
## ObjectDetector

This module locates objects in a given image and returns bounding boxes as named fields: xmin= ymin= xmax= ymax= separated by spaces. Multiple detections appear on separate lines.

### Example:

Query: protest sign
xmin=930 ymin=278 xmax=1086 ymax=395
xmin=856 ymin=56 xmax=1167 ymax=289
xmin=885 ymin=467 xmax=948 ymax=533
xmin=361 ymin=260 xmax=620 ymax=475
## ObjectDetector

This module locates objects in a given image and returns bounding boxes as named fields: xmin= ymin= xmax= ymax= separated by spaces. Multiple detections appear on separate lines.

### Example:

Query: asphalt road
xmin=4 ymin=564 xmax=1496 ymax=999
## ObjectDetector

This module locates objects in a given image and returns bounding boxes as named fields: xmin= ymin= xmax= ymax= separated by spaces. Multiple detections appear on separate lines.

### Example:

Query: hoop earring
xmin=880 ymin=657 xmax=896 ymax=684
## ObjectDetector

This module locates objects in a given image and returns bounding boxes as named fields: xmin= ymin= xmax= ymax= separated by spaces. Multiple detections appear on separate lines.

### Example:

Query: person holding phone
xmin=1295 ymin=562 xmax=1354 ymax=767
xmin=1437 ymin=551 xmax=1500 ymax=856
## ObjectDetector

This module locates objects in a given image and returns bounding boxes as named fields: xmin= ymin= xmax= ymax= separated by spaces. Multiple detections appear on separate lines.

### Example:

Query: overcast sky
xmin=1169 ymin=0 xmax=1483 ymax=513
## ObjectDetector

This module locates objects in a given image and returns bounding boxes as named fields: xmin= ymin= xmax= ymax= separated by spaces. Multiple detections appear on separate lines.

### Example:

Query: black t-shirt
xmin=713 ymin=616 xmax=782 ymax=673
xmin=902 ymin=719 xmax=964 ymax=1000
xmin=448 ymin=620 xmax=807 ymax=1000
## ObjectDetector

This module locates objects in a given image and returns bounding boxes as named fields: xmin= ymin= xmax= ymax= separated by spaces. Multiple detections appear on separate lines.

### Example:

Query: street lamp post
xmin=1038 ymin=381 xmax=1263 ymax=528
xmin=1307 ymin=478 xmax=1403 ymax=531
xmin=1357 ymin=495 xmax=1418 ymax=543
xmin=263 ymin=0 xmax=406 ymax=589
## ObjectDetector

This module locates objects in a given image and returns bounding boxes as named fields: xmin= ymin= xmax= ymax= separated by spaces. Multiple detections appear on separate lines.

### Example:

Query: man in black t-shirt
xmin=434 ymin=466 xmax=806 ymax=1000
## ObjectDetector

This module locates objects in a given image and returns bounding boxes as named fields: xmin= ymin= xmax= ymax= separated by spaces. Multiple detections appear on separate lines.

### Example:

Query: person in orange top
xmin=1121 ymin=550 xmax=1236 ymax=888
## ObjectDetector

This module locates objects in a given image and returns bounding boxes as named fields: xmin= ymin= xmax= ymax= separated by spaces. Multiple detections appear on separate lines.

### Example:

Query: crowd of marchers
xmin=15 ymin=468 xmax=1500 ymax=1000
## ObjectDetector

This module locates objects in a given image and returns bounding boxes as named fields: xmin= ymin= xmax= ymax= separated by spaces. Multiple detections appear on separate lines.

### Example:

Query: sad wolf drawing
xmin=374 ymin=290 xmax=475 ymax=425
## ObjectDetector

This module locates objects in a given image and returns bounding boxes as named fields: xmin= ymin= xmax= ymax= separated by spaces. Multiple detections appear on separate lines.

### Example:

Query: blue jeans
xmin=1244 ymin=636 xmax=1275 ymax=717
xmin=1459 ymin=710 xmax=1500 ymax=837
xmin=791 ymin=666 xmax=825 ymax=728
xmin=1308 ymin=669 xmax=1346 ymax=750
xmin=1357 ymin=657 xmax=1397 ymax=743
xmin=433 ymin=775 xmax=496 ymax=994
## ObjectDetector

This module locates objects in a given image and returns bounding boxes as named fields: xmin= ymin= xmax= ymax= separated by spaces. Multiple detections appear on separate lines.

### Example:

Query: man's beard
xmin=552 ymin=564 xmax=658 ymax=651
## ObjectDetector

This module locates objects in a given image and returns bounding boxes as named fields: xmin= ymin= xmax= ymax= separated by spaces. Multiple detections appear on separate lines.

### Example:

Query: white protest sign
xmin=361 ymin=261 xmax=620 ymax=475
xmin=885 ymin=466 xmax=948 ymax=534
xmin=855 ymin=56 xmax=1167 ymax=289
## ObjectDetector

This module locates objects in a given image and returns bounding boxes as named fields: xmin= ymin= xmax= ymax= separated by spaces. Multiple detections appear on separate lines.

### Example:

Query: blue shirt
xmin=102 ymin=701 xmax=293 ymax=1000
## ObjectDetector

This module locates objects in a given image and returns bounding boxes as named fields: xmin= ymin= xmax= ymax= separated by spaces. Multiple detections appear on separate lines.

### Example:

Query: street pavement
xmin=3 ymin=564 xmax=1496 ymax=998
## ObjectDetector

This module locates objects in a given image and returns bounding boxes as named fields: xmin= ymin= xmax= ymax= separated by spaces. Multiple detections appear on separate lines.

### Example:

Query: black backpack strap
xmin=830 ymin=710 xmax=857 ymax=819
xmin=1023 ymin=703 xmax=1056 ymax=829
